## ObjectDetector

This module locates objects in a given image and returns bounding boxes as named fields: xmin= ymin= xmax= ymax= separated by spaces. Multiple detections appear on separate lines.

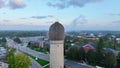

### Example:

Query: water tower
xmin=49 ymin=22 xmax=64 ymax=68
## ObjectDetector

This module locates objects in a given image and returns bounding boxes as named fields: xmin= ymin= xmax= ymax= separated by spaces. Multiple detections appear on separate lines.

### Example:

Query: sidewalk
xmin=30 ymin=57 xmax=42 ymax=68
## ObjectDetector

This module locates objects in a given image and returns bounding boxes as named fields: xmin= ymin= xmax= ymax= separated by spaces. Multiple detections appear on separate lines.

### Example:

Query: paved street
xmin=65 ymin=60 xmax=94 ymax=68
xmin=8 ymin=38 xmax=42 ymax=68
xmin=7 ymin=38 xmax=94 ymax=68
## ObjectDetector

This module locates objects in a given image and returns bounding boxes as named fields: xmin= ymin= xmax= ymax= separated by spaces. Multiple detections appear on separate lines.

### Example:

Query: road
xmin=65 ymin=60 xmax=93 ymax=68
xmin=7 ymin=38 xmax=42 ymax=68
xmin=7 ymin=38 xmax=94 ymax=68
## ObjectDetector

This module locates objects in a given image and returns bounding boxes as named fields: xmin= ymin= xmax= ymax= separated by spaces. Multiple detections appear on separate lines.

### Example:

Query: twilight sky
xmin=0 ymin=0 xmax=120 ymax=31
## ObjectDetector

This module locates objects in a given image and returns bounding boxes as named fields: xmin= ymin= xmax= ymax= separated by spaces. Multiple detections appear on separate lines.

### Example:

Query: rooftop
xmin=49 ymin=22 xmax=64 ymax=41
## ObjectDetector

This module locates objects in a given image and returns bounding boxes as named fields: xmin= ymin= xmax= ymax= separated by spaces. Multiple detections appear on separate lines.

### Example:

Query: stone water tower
xmin=49 ymin=22 xmax=64 ymax=68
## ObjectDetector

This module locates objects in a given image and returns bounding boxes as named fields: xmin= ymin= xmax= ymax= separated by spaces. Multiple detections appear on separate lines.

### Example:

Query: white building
xmin=0 ymin=62 xmax=8 ymax=68
xmin=0 ymin=47 xmax=6 ymax=57
xmin=116 ymin=38 xmax=120 ymax=44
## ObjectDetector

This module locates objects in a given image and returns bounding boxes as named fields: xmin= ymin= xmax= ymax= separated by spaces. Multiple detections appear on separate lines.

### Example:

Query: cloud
xmin=72 ymin=15 xmax=88 ymax=25
xmin=47 ymin=0 xmax=102 ymax=9
xmin=31 ymin=15 xmax=58 ymax=21
xmin=0 ymin=0 xmax=5 ymax=8
xmin=2 ymin=12 xmax=6 ymax=14
xmin=48 ymin=15 xmax=58 ymax=21
xmin=31 ymin=16 xmax=48 ymax=19
xmin=0 ymin=0 xmax=26 ymax=9
xmin=2 ymin=19 xmax=10 ymax=22
xmin=112 ymin=20 xmax=120 ymax=23
xmin=67 ymin=15 xmax=88 ymax=30
xmin=46 ymin=21 xmax=53 ymax=24
xmin=7 ymin=0 xmax=26 ymax=9
xmin=108 ymin=13 xmax=120 ymax=16
xmin=20 ymin=17 xmax=26 ymax=19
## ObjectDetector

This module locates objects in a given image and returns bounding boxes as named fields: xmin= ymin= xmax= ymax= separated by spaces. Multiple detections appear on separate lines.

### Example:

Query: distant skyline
xmin=0 ymin=0 xmax=120 ymax=31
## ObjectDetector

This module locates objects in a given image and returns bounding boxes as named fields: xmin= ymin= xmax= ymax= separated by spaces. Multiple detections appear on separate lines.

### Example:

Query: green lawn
xmin=44 ymin=65 xmax=49 ymax=68
xmin=27 ymin=46 xmax=49 ymax=54
xmin=116 ymin=47 xmax=120 ymax=51
xmin=25 ymin=53 xmax=49 ymax=68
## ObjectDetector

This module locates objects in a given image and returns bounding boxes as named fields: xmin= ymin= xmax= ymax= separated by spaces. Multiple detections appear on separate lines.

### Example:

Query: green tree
xmin=95 ymin=50 xmax=104 ymax=66
xmin=6 ymin=47 xmax=16 ymax=68
xmin=74 ymin=39 xmax=88 ymax=45
xmin=13 ymin=37 xmax=22 ymax=44
xmin=0 ymin=37 xmax=7 ymax=47
xmin=96 ymin=38 xmax=105 ymax=66
xmin=78 ymin=47 xmax=85 ymax=61
xmin=117 ymin=58 xmax=120 ymax=68
xmin=64 ymin=43 xmax=71 ymax=50
xmin=97 ymin=38 xmax=104 ymax=51
xmin=117 ymin=52 xmax=120 ymax=59
xmin=1 ymin=37 xmax=7 ymax=43
xmin=6 ymin=48 xmax=30 ymax=68
xmin=83 ymin=39 xmax=88 ymax=43
xmin=86 ymin=49 xmax=96 ymax=65
xmin=104 ymin=51 xmax=116 ymax=68
xmin=14 ymin=52 xmax=31 ymax=68
xmin=67 ymin=47 xmax=79 ymax=60
xmin=117 ymin=52 xmax=120 ymax=68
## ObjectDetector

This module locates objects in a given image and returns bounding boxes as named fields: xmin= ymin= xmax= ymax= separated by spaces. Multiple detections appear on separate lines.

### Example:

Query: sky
xmin=0 ymin=0 xmax=120 ymax=31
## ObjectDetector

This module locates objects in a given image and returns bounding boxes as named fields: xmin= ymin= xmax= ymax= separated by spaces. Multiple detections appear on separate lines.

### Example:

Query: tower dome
xmin=49 ymin=21 xmax=64 ymax=40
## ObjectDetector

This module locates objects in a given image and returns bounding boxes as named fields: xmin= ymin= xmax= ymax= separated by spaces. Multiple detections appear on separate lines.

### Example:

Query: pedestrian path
xmin=30 ymin=57 xmax=42 ymax=68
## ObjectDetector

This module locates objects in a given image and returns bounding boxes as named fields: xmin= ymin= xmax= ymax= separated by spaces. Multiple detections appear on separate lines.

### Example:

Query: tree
xmin=13 ymin=37 xmax=22 ymax=44
xmin=14 ymin=52 xmax=31 ymax=68
xmin=78 ymin=47 xmax=85 ymax=61
xmin=117 ymin=52 xmax=120 ymax=68
xmin=95 ymin=50 xmax=104 ymax=66
xmin=1 ymin=37 xmax=7 ymax=43
xmin=83 ymin=39 xmax=88 ymax=43
xmin=104 ymin=51 xmax=116 ymax=68
xmin=6 ymin=47 xmax=16 ymax=68
xmin=96 ymin=38 xmax=105 ymax=66
xmin=117 ymin=58 xmax=120 ymax=68
xmin=117 ymin=52 xmax=120 ymax=59
xmin=0 ymin=37 xmax=7 ymax=47
xmin=6 ymin=48 xmax=30 ymax=68
xmin=97 ymin=38 xmax=104 ymax=51
xmin=66 ymin=47 xmax=79 ymax=60
xmin=64 ymin=43 xmax=71 ymax=50
xmin=86 ymin=49 xmax=96 ymax=65
xmin=74 ymin=39 xmax=88 ymax=45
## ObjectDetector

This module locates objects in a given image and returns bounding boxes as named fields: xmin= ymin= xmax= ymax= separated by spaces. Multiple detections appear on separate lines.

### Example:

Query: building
xmin=0 ymin=47 xmax=6 ymax=57
xmin=69 ymin=42 xmax=97 ymax=53
xmin=103 ymin=48 xmax=119 ymax=56
xmin=81 ymin=42 xmax=97 ymax=52
xmin=49 ymin=22 xmax=64 ymax=68
xmin=0 ymin=62 xmax=8 ymax=68
xmin=116 ymin=38 xmax=120 ymax=44
xmin=28 ymin=40 xmax=44 ymax=48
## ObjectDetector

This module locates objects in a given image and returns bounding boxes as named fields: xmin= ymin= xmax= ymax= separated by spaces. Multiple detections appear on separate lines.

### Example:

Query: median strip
xmin=25 ymin=53 xmax=49 ymax=68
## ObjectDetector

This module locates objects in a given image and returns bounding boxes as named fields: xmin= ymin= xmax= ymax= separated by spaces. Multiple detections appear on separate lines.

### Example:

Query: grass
xmin=25 ymin=53 xmax=49 ymax=68
xmin=27 ymin=46 xmax=49 ymax=54
xmin=44 ymin=65 xmax=49 ymax=68
xmin=116 ymin=46 xmax=120 ymax=51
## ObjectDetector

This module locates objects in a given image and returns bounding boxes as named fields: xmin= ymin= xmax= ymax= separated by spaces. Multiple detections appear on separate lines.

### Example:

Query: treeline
xmin=0 ymin=37 xmax=7 ymax=47
xmin=0 ymin=31 xmax=47 ymax=37
xmin=66 ymin=38 xmax=120 ymax=68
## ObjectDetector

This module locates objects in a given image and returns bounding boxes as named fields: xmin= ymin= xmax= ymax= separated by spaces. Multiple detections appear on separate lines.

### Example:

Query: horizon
xmin=0 ymin=29 xmax=120 ymax=32
xmin=0 ymin=0 xmax=120 ymax=31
